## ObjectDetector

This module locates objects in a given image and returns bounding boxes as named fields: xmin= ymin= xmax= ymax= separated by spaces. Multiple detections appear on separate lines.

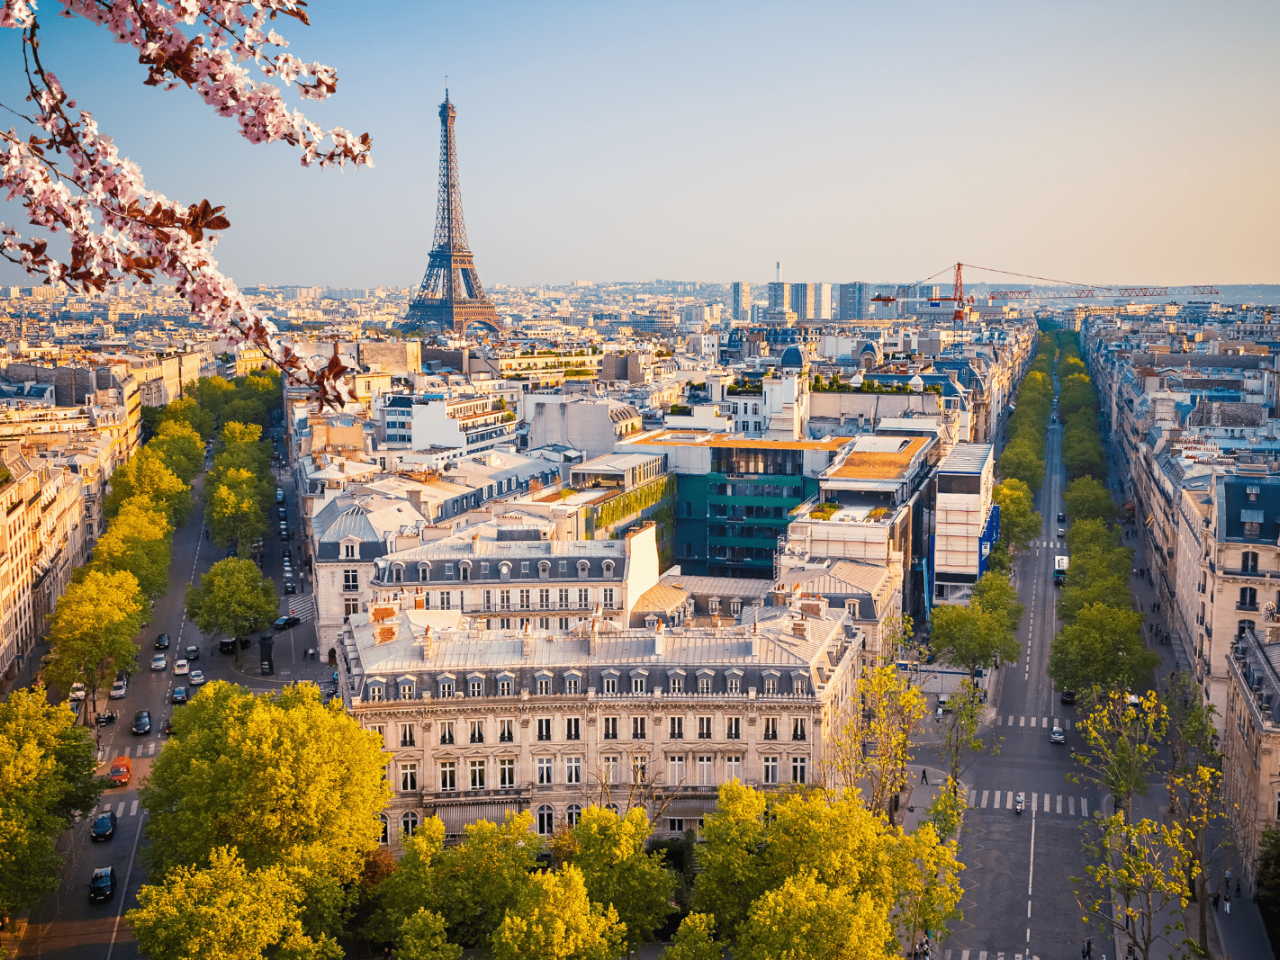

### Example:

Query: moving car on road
xmin=108 ymin=756 xmax=132 ymax=786
xmin=189 ymin=669 xmax=206 ymax=686
xmin=1050 ymin=725 xmax=1066 ymax=744
xmin=274 ymin=615 xmax=301 ymax=631
xmin=173 ymin=658 xmax=189 ymax=675
xmin=89 ymin=811 xmax=116 ymax=842
xmin=154 ymin=632 xmax=171 ymax=649
xmin=88 ymin=866 xmax=116 ymax=903
xmin=131 ymin=710 xmax=151 ymax=735
xmin=151 ymin=653 xmax=167 ymax=671
xmin=1057 ymin=512 xmax=1066 ymax=522
xmin=109 ymin=678 xmax=127 ymax=699
xmin=185 ymin=644 xmax=200 ymax=661
xmin=171 ymin=686 xmax=189 ymax=704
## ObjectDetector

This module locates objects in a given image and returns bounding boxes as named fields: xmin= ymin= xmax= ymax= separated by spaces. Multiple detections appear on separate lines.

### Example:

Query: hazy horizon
xmin=1 ymin=0 xmax=1277 ymax=292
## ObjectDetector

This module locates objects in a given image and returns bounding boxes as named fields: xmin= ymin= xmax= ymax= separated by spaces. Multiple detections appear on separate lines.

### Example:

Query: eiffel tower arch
xmin=404 ymin=92 xmax=504 ymax=336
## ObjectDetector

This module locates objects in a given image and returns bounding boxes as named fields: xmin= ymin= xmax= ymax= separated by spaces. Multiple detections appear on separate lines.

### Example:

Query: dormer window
xmin=602 ymin=561 xmax=615 ymax=579
xmin=577 ymin=560 xmax=590 ymax=580
xmin=539 ymin=561 xmax=551 ymax=580
xmin=392 ymin=565 xmax=403 ymax=583
xmin=344 ymin=543 xmax=356 ymax=559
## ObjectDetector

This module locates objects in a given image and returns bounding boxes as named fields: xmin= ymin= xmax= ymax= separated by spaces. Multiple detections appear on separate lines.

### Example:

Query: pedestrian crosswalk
xmin=967 ymin=788 xmax=1091 ymax=817
xmin=994 ymin=715 xmax=1073 ymax=729
xmin=110 ymin=740 xmax=160 ymax=759
xmin=1034 ymin=540 xmax=1065 ymax=548
xmin=941 ymin=951 xmax=1043 ymax=960
xmin=94 ymin=799 xmax=142 ymax=818
xmin=287 ymin=594 xmax=317 ymax=624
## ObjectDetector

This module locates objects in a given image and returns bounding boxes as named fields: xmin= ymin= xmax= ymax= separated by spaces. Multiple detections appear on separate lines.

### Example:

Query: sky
xmin=1 ymin=0 xmax=1278 ymax=291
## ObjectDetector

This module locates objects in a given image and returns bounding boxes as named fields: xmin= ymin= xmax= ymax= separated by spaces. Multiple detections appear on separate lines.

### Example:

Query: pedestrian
xmin=1213 ymin=892 xmax=1220 ymax=911
xmin=1225 ymin=893 xmax=1231 ymax=915
xmin=921 ymin=768 xmax=929 ymax=785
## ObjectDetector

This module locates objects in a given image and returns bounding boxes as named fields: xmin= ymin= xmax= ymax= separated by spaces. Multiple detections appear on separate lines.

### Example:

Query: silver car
xmin=151 ymin=654 xmax=167 ymax=671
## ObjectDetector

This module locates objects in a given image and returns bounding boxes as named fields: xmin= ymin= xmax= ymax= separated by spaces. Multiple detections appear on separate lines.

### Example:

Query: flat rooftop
xmin=939 ymin=443 xmax=994 ymax=474
xmin=828 ymin=435 xmax=930 ymax=481
xmin=630 ymin=430 xmax=849 ymax=452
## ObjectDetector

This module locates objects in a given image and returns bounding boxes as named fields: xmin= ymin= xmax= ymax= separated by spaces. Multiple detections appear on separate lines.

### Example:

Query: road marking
xmin=148 ymin=740 xmax=157 ymax=756
xmin=968 ymin=789 xmax=977 ymax=807
xmin=1081 ymin=798 xmax=1088 ymax=817
xmin=1006 ymin=791 xmax=1014 ymax=809
xmin=105 ymin=805 xmax=145 ymax=960
xmin=115 ymin=801 xmax=125 ymax=816
xmin=1029 ymin=717 xmax=1036 ymax=727
xmin=1031 ymin=792 xmax=1037 ymax=811
xmin=1042 ymin=717 xmax=1049 ymax=728
xmin=129 ymin=800 xmax=138 ymax=817
xmin=961 ymin=952 xmax=969 ymax=960
xmin=1057 ymin=794 xmax=1062 ymax=814
xmin=1019 ymin=716 xmax=1025 ymax=727
xmin=979 ymin=953 xmax=987 ymax=960
xmin=981 ymin=790 xmax=990 ymax=808
xmin=1007 ymin=715 xmax=1014 ymax=725
xmin=1069 ymin=796 xmax=1076 ymax=815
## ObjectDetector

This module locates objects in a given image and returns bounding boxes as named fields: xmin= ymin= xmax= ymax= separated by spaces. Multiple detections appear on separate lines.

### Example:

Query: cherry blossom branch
xmin=0 ymin=0 xmax=370 ymax=407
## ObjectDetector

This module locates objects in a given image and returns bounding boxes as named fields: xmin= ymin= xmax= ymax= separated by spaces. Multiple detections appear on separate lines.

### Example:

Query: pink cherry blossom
xmin=0 ymin=0 xmax=372 ymax=406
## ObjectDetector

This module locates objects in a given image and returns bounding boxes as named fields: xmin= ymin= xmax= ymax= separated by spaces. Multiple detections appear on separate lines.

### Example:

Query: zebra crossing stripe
xmin=981 ymin=790 xmax=990 ymax=808
xmin=968 ymin=789 xmax=977 ymax=807
xmin=129 ymin=800 xmax=138 ymax=816
xmin=1057 ymin=794 xmax=1063 ymax=814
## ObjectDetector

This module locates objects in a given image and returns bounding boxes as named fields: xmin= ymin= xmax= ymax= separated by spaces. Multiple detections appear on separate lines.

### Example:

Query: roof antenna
xmin=445 ymin=75 xmax=449 ymax=101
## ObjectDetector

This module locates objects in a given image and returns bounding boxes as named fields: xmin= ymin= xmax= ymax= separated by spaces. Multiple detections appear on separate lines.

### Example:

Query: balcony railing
xmin=1238 ymin=602 xmax=1260 ymax=612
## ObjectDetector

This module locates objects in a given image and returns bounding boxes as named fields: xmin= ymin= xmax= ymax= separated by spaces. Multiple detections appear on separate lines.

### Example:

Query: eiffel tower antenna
xmin=404 ymin=91 xmax=502 ymax=336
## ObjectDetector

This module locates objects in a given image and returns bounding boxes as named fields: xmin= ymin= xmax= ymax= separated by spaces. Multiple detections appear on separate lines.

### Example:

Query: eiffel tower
xmin=404 ymin=90 xmax=503 ymax=335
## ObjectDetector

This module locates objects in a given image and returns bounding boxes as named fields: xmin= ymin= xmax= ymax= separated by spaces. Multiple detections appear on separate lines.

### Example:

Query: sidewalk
xmin=901 ymin=765 xmax=959 ymax=835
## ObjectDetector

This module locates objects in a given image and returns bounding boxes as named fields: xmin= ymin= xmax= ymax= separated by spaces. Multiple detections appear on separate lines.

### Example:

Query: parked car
xmin=151 ymin=653 xmax=167 ymax=671
xmin=173 ymin=659 xmax=189 ymax=676
xmin=219 ymin=637 xmax=238 ymax=654
xmin=185 ymin=644 xmax=200 ymax=661
xmin=277 ymin=506 xmax=288 ymax=520
xmin=154 ymin=632 xmax=171 ymax=649
xmin=189 ymin=669 xmax=206 ymax=687
xmin=108 ymin=678 xmax=127 ymax=700
xmin=131 ymin=710 xmax=151 ymax=735
xmin=69 ymin=682 xmax=86 ymax=702
xmin=274 ymin=615 xmax=301 ymax=631
xmin=284 ymin=579 xmax=296 ymax=595
xmin=88 ymin=866 xmax=117 ymax=903
xmin=171 ymin=686 xmax=189 ymax=705
xmin=275 ymin=488 xmax=285 ymax=503
xmin=89 ymin=811 xmax=117 ymax=842
xmin=279 ymin=522 xmax=289 ymax=541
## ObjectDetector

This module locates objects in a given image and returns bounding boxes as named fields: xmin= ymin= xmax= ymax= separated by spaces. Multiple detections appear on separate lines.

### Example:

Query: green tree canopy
xmin=91 ymin=496 xmax=173 ymax=600
xmin=397 ymin=908 xmax=461 ymax=960
xmin=43 ymin=568 xmax=144 ymax=712
xmin=971 ymin=572 xmax=1024 ymax=640
xmin=141 ymin=682 xmax=390 ymax=887
xmin=158 ymin=394 xmax=216 ymax=441
xmin=930 ymin=600 xmax=1017 ymax=680
xmin=660 ymin=914 xmax=720 ymax=960
xmin=127 ymin=846 xmax=336 ymax=960
xmin=436 ymin=812 xmax=543 ymax=948
xmin=148 ymin=419 xmax=205 ymax=484
xmin=186 ymin=376 xmax=236 ymax=428
xmin=490 ymin=864 xmax=625 ymax=960
xmin=207 ymin=467 xmax=269 ymax=552
xmin=104 ymin=447 xmax=192 ymax=525
xmin=991 ymin=478 xmax=1041 ymax=553
xmin=1048 ymin=602 xmax=1155 ymax=693
xmin=0 ymin=687 xmax=102 ymax=918
xmin=365 ymin=820 xmax=447 ymax=945
xmin=1058 ymin=573 xmax=1132 ymax=624
xmin=1064 ymin=476 xmax=1117 ymax=525
xmin=737 ymin=869 xmax=893 ymax=960
xmin=186 ymin=557 xmax=280 ymax=641
xmin=997 ymin=438 xmax=1045 ymax=492
xmin=568 ymin=805 xmax=676 ymax=951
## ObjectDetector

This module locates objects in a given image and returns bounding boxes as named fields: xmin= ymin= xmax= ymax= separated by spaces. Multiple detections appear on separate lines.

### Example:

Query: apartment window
xmin=793 ymin=718 xmax=807 ymax=741
xmin=536 ymin=805 xmax=554 ymax=835
xmin=579 ymin=587 xmax=590 ymax=608
xmin=603 ymin=717 xmax=619 ymax=740
xmin=669 ymin=716 xmax=684 ymax=739
xmin=500 ymin=618 xmax=512 ymax=630
xmin=469 ymin=720 xmax=484 ymax=744
xmin=763 ymin=756 xmax=778 ymax=785
xmin=439 ymin=681 xmax=454 ymax=699
xmin=499 ymin=718 xmax=515 ymax=742
xmin=469 ymin=680 xmax=483 ymax=698
xmin=604 ymin=676 xmax=618 ymax=694
xmin=698 ymin=716 xmax=713 ymax=739
xmin=667 ymin=818 xmax=684 ymax=833
xmin=566 ymin=717 xmax=581 ymax=740
xmin=537 ymin=718 xmax=552 ymax=741
xmin=1241 ymin=587 xmax=1258 ymax=610
xmin=343 ymin=569 xmax=358 ymax=592
xmin=668 ymin=755 xmax=686 ymax=785
xmin=603 ymin=588 xmax=616 ymax=610
xmin=559 ymin=617 xmax=570 ymax=630
xmin=499 ymin=758 xmax=515 ymax=788
xmin=698 ymin=676 xmax=712 ymax=695
xmin=795 ymin=678 xmax=808 ymax=695
xmin=399 ymin=763 xmax=418 ymax=792
xmin=537 ymin=757 xmax=553 ymax=785
xmin=498 ymin=679 xmax=513 ymax=697
xmin=565 ymin=803 xmax=582 ymax=827
xmin=519 ymin=589 xmax=531 ymax=610
xmin=399 ymin=723 xmax=415 ymax=747
xmin=1246 ymin=521 xmax=1262 ymax=538
xmin=792 ymin=756 xmax=807 ymax=784
xmin=566 ymin=756 xmax=582 ymax=784
xmin=460 ymin=564 xmax=470 ymax=581
xmin=401 ymin=811 xmax=419 ymax=837
xmin=727 ymin=677 xmax=741 ymax=695
xmin=521 ymin=562 xmax=530 ymax=575
xmin=438 ymin=721 xmax=455 ymax=745
xmin=566 ymin=676 xmax=580 ymax=695
xmin=603 ymin=755 xmax=619 ymax=783
xmin=1244 ymin=551 xmax=1260 ymax=573
xmin=344 ymin=543 xmax=355 ymax=559
xmin=439 ymin=591 xmax=451 ymax=611
xmin=763 ymin=717 xmax=779 ymax=741
xmin=539 ymin=589 xmax=550 ymax=610
xmin=726 ymin=717 xmax=741 ymax=740
xmin=763 ymin=678 xmax=778 ymax=695
xmin=537 ymin=678 xmax=551 ymax=696
xmin=726 ymin=755 xmax=742 ymax=781
xmin=631 ymin=755 xmax=648 ymax=784
xmin=483 ymin=590 xmax=493 ymax=611
xmin=669 ymin=675 xmax=684 ymax=694
xmin=730 ymin=601 xmax=741 ymax=616
xmin=366 ymin=685 xmax=384 ymax=703
xmin=632 ymin=676 xmax=646 ymax=694
xmin=559 ymin=588 xmax=570 ymax=609
xmin=344 ymin=597 xmax=360 ymax=618
xmin=500 ymin=589 xmax=511 ymax=611
xmin=632 ymin=716 xmax=647 ymax=740
xmin=379 ymin=816 xmax=388 ymax=844
xmin=698 ymin=755 xmax=714 ymax=785
xmin=399 ymin=681 xmax=414 ymax=700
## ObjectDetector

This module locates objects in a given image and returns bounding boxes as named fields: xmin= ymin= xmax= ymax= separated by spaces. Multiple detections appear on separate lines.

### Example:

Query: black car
xmin=89 ymin=811 xmax=117 ymax=842
xmin=219 ymin=637 xmax=237 ymax=654
xmin=277 ymin=506 xmax=288 ymax=520
xmin=1060 ymin=689 xmax=1077 ymax=705
xmin=284 ymin=579 xmax=296 ymax=595
xmin=185 ymin=644 xmax=200 ymax=661
xmin=1057 ymin=512 xmax=1066 ymax=523
xmin=131 ymin=709 xmax=151 ymax=735
xmin=274 ymin=615 xmax=301 ymax=631
xmin=88 ymin=866 xmax=116 ymax=902
xmin=171 ymin=686 xmax=189 ymax=705
xmin=155 ymin=633 xmax=171 ymax=649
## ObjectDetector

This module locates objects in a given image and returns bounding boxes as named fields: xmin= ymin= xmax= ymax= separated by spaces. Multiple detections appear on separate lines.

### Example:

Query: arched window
xmin=566 ymin=804 xmax=582 ymax=827
xmin=392 ymin=564 xmax=403 ymax=583
xmin=1243 ymin=551 xmax=1260 ymax=574
xmin=539 ymin=561 xmax=551 ymax=580
xmin=602 ymin=561 xmax=615 ymax=580
xmin=459 ymin=562 xmax=471 ymax=582
xmin=752 ymin=403 xmax=759 ymax=415
xmin=577 ymin=561 xmax=590 ymax=580
xmin=401 ymin=811 xmax=419 ymax=837
xmin=499 ymin=563 xmax=512 ymax=582
xmin=1240 ymin=586 xmax=1258 ymax=610
xmin=536 ymin=804 xmax=555 ymax=835
xmin=379 ymin=815 xmax=389 ymax=844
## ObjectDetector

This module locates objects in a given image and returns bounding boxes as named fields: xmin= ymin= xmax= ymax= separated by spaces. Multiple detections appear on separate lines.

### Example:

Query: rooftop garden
xmin=726 ymin=378 xmax=762 ymax=396
xmin=808 ymin=502 xmax=839 ymax=521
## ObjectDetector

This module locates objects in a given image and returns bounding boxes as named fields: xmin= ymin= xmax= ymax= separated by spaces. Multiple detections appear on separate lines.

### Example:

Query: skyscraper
xmin=814 ymin=283 xmax=832 ymax=320
xmin=730 ymin=282 xmax=751 ymax=322
xmin=791 ymin=283 xmax=815 ymax=320
xmin=767 ymin=282 xmax=792 ymax=314
xmin=838 ymin=282 xmax=870 ymax=321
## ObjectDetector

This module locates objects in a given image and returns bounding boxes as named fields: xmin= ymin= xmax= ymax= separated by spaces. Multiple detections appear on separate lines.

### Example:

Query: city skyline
xmin=0 ymin=0 xmax=1277 ymax=292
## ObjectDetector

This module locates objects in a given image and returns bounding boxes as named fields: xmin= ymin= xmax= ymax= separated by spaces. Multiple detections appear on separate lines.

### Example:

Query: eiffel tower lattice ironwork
xmin=404 ymin=91 xmax=502 ymax=334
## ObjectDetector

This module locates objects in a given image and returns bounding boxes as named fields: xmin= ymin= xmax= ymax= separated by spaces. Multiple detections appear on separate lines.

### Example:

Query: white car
xmin=173 ymin=659 xmax=189 ymax=676
xmin=151 ymin=654 xmax=167 ymax=671
xmin=188 ymin=669 xmax=206 ymax=687
xmin=109 ymin=679 xmax=127 ymax=700
xmin=69 ymin=682 xmax=87 ymax=702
